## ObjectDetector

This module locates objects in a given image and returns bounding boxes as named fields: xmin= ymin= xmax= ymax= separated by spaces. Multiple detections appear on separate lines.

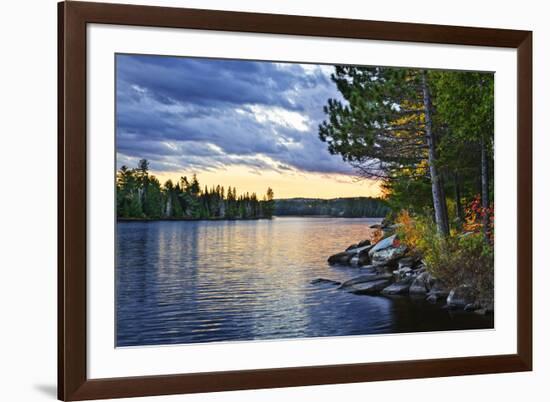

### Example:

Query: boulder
xmin=375 ymin=265 xmax=394 ymax=275
xmin=357 ymin=239 xmax=372 ymax=248
xmin=409 ymin=272 xmax=435 ymax=295
xmin=393 ymin=256 xmax=421 ymax=279
xmin=348 ymin=279 xmax=393 ymax=295
xmin=369 ymin=235 xmax=397 ymax=255
xmin=310 ymin=278 xmax=341 ymax=286
xmin=350 ymin=248 xmax=371 ymax=266
xmin=393 ymin=266 xmax=412 ymax=279
xmin=356 ymin=265 xmax=378 ymax=274
xmin=425 ymin=281 xmax=449 ymax=301
xmin=357 ymin=265 xmax=394 ymax=276
xmin=328 ymin=252 xmax=353 ymax=265
xmin=346 ymin=239 xmax=372 ymax=250
xmin=368 ymin=235 xmax=407 ymax=265
xmin=370 ymin=245 xmax=407 ymax=266
xmin=338 ymin=273 xmax=393 ymax=290
xmin=346 ymin=244 xmax=373 ymax=256
xmin=397 ymin=256 xmax=420 ymax=270
xmin=446 ymin=285 xmax=476 ymax=309
xmin=382 ymin=276 xmax=414 ymax=295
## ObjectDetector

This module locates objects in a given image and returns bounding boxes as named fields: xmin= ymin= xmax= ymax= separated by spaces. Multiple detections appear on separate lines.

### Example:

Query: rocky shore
xmin=314 ymin=225 xmax=493 ymax=315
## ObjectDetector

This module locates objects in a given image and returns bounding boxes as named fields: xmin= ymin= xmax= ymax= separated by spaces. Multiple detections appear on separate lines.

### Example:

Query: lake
xmin=116 ymin=217 xmax=492 ymax=347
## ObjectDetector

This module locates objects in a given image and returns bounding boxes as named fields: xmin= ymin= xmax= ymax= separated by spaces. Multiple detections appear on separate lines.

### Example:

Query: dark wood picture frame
xmin=58 ymin=1 xmax=532 ymax=400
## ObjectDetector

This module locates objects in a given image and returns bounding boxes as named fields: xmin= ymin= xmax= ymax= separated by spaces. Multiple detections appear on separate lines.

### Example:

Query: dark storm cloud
xmin=116 ymin=54 xmax=354 ymax=176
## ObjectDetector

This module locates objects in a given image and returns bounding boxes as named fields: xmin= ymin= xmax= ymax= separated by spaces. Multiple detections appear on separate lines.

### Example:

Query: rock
xmin=382 ymin=277 xmax=414 ymax=295
xmin=369 ymin=224 xmax=382 ymax=229
xmin=397 ymin=256 xmax=420 ymax=270
xmin=359 ymin=265 xmax=393 ymax=275
xmin=328 ymin=252 xmax=353 ymax=265
xmin=346 ymin=244 xmax=373 ymax=256
xmin=342 ymin=242 xmax=373 ymax=266
xmin=368 ymin=235 xmax=407 ymax=265
xmin=369 ymin=234 xmax=397 ymax=255
xmin=348 ymin=279 xmax=393 ymax=295
xmin=446 ymin=285 xmax=476 ymax=309
xmin=393 ymin=266 xmax=412 ymax=279
xmin=426 ymin=294 xmax=438 ymax=303
xmin=311 ymin=278 xmax=341 ymax=286
xmin=346 ymin=239 xmax=372 ymax=251
xmin=425 ymin=281 xmax=449 ymax=301
xmin=393 ymin=256 xmax=420 ymax=279
xmin=464 ymin=303 xmax=480 ymax=312
xmin=371 ymin=246 xmax=407 ymax=266
xmin=338 ymin=273 xmax=393 ymax=290
xmin=356 ymin=265 xmax=378 ymax=274
xmin=409 ymin=272 xmax=435 ymax=295
xmin=350 ymin=255 xmax=371 ymax=267
xmin=353 ymin=248 xmax=371 ymax=266
xmin=414 ymin=265 xmax=427 ymax=275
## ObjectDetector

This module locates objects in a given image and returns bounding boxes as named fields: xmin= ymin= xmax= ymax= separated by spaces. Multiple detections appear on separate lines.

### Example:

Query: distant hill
xmin=274 ymin=197 xmax=389 ymax=218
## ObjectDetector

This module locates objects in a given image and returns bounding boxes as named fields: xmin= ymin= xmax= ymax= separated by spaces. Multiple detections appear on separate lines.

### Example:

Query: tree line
xmin=274 ymin=197 xmax=388 ymax=217
xmin=319 ymin=67 xmax=494 ymax=239
xmin=116 ymin=159 xmax=275 ymax=220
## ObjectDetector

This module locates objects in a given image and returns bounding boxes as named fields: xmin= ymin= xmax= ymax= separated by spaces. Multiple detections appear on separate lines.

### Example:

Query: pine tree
xmin=264 ymin=187 xmax=275 ymax=218
xmin=319 ymin=66 xmax=449 ymax=235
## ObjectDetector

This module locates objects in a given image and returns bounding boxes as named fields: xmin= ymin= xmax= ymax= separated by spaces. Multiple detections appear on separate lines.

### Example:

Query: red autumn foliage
xmin=463 ymin=195 xmax=494 ymax=244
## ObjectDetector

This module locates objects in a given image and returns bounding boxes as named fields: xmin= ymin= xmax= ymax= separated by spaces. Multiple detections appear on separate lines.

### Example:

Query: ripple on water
xmin=116 ymin=217 xmax=493 ymax=347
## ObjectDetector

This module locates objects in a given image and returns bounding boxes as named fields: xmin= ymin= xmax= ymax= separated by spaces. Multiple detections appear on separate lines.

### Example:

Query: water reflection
xmin=116 ymin=217 xmax=492 ymax=347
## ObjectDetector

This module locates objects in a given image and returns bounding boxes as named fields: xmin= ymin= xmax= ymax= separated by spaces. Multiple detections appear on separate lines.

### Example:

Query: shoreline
xmin=117 ymin=217 xmax=272 ymax=222
xmin=322 ymin=229 xmax=494 ymax=315
xmin=273 ymin=215 xmax=384 ymax=219
xmin=117 ymin=215 xmax=385 ymax=222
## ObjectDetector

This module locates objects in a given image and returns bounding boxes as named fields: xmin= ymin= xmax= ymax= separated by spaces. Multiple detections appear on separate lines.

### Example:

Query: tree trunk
xmin=481 ymin=136 xmax=490 ymax=240
xmin=421 ymin=70 xmax=450 ymax=236
xmin=454 ymin=171 xmax=464 ymax=223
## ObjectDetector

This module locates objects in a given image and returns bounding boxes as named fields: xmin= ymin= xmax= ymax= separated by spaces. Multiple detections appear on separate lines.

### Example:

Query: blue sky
xmin=115 ymin=54 xmax=380 ymax=198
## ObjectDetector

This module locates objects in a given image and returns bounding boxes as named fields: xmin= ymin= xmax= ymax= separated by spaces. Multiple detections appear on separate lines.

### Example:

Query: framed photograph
xmin=58 ymin=1 xmax=532 ymax=400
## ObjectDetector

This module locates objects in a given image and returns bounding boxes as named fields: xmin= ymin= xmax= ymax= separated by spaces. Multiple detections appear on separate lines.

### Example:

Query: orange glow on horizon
xmin=151 ymin=166 xmax=382 ymax=199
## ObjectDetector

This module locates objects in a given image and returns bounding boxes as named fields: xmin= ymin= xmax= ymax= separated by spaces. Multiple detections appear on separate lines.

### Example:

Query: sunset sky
xmin=116 ymin=54 xmax=381 ymax=199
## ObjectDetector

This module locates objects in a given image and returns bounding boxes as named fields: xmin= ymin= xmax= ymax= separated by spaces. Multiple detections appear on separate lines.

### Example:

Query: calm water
xmin=116 ymin=217 xmax=492 ymax=347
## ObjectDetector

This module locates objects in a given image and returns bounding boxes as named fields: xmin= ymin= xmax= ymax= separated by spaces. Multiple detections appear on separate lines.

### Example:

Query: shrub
xmin=396 ymin=210 xmax=494 ymax=303
xmin=464 ymin=195 xmax=494 ymax=244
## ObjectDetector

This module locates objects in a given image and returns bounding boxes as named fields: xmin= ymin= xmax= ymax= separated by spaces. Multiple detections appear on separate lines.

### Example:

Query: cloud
xmin=116 ymin=54 xmax=353 ymax=177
